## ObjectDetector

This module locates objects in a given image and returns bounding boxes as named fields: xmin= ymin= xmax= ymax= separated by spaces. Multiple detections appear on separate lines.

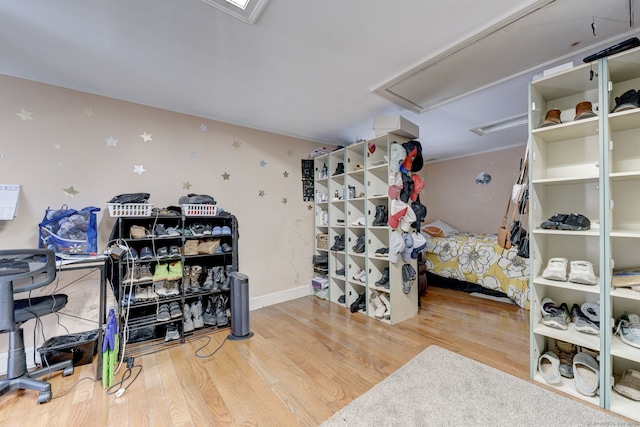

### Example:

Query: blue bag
xmin=38 ymin=204 xmax=100 ymax=255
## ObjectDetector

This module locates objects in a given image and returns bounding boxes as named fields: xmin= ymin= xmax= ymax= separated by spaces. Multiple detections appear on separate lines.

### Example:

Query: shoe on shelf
xmin=571 ymin=303 xmax=599 ymax=335
xmin=540 ymin=213 xmax=568 ymax=230
xmin=581 ymin=302 xmax=600 ymax=325
xmin=538 ymin=351 xmax=561 ymax=384
xmin=157 ymin=304 xmax=171 ymax=321
xmin=183 ymin=303 xmax=194 ymax=332
xmin=211 ymin=226 xmax=223 ymax=237
xmin=335 ymin=266 xmax=345 ymax=276
xmin=203 ymin=298 xmax=216 ymax=326
xmin=616 ymin=312 xmax=640 ymax=349
xmin=156 ymin=246 xmax=169 ymax=259
xmin=138 ymin=265 xmax=153 ymax=282
xmin=349 ymin=293 xmax=365 ymax=313
xmin=352 ymin=268 xmax=366 ymax=282
xmin=374 ymin=247 xmax=389 ymax=257
xmin=153 ymin=263 xmax=169 ymax=283
xmin=540 ymin=297 xmax=569 ymax=330
xmin=164 ymin=323 xmax=180 ymax=342
xmin=377 ymin=292 xmax=391 ymax=320
xmin=165 ymin=226 xmax=181 ymax=236
xmin=351 ymin=217 xmax=365 ymax=226
xmin=613 ymin=369 xmax=640 ymax=401
xmin=155 ymin=224 xmax=169 ymax=237
xmin=169 ymin=301 xmax=182 ymax=319
xmin=568 ymin=260 xmax=597 ymax=285
xmin=542 ymin=258 xmax=568 ymax=281
xmin=167 ymin=261 xmax=183 ymax=281
xmin=369 ymin=292 xmax=386 ymax=319
xmin=352 ymin=235 xmax=365 ymax=253
xmin=215 ymin=295 xmax=229 ymax=327
xmin=221 ymin=226 xmax=232 ymax=236
xmin=555 ymin=339 xmax=577 ymax=379
xmin=169 ymin=245 xmax=181 ymax=258
xmin=191 ymin=300 xmax=204 ymax=328
xmin=557 ymin=213 xmax=591 ymax=231
xmin=139 ymin=246 xmax=153 ymax=260
xmin=189 ymin=223 xmax=205 ymax=237
xmin=375 ymin=267 xmax=390 ymax=288
xmin=573 ymin=352 xmax=600 ymax=396
xmin=372 ymin=205 xmax=388 ymax=227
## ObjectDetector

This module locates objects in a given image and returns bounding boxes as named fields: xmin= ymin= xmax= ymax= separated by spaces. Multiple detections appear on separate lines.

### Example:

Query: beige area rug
xmin=320 ymin=345 xmax=635 ymax=427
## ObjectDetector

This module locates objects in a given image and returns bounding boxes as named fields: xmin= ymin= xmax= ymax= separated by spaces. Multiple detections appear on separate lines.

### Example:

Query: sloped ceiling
xmin=0 ymin=0 xmax=638 ymax=161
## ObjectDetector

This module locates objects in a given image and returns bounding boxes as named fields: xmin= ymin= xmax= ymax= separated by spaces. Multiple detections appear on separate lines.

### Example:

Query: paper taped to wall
xmin=0 ymin=184 xmax=20 ymax=220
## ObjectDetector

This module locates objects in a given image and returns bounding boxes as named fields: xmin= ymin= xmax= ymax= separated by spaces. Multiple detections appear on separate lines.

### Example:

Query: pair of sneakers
xmin=542 ymin=258 xmax=597 ymax=285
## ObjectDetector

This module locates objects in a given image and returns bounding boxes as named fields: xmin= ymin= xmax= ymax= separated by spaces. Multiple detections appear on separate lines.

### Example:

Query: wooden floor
xmin=2 ymin=287 xmax=531 ymax=426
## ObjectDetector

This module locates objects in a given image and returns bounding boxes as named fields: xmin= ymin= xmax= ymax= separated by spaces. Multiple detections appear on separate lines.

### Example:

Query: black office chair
xmin=0 ymin=249 xmax=74 ymax=403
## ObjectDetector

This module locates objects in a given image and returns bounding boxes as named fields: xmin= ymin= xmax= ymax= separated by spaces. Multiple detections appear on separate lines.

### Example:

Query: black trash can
xmin=37 ymin=329 xmax=98 ymax=366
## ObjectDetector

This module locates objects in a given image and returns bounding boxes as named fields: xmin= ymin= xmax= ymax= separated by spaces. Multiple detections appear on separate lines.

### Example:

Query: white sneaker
xmin=351 ymin=217 xmax=365 ymax=226
xmin=542 ymin=258 xmax=568 ymax=281
xmin=183 ymin=303 xmax=194 ymax=332
xmin=568 ymin=260 xmax=597 ymax=285
xmin=369 ymin=292 xmax=386 ymax=319
xmin=191 ymin=300 xmax=204 ymax=328
xmin=352 ymin=268 xmax=366 ymax=282
xmin=377 ymin=292 xmax=391 ymax=320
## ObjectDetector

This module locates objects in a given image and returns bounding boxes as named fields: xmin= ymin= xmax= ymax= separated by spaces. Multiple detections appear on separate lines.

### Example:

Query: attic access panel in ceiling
xmin=373 ymin=0 xmax=640 ymax=113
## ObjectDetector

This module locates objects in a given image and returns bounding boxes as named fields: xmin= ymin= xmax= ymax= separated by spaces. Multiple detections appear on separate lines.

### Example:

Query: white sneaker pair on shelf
xmin=542 ymin=258 xmax=598 ymax=285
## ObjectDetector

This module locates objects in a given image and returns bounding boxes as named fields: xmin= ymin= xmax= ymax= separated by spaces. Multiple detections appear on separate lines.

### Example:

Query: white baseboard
xmin=0 ymin=346 xmax=37 ymax=376
xmin=249 ymin=284 xmax=312 ymax=311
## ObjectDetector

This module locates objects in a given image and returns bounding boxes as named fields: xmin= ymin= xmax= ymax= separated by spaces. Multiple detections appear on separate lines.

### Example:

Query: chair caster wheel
xmin=38 ymin=391 xmax=52 ymax=404
xmin=63 ymin=365 xmax=74 ymax=377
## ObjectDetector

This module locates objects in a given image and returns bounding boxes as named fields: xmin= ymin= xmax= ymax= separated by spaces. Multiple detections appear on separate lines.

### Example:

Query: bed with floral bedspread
xmin=422 ymin=232 xmax=529 ymax=309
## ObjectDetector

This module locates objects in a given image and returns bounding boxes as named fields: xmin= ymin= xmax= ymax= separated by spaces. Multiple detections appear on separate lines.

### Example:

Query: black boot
xmin=375 ymin=267 xmax=390 ymax=288
xmin=332 ymin=162 xmax=344 ymax=176
xmin=372 ymin=205 xmax=388 ymax=226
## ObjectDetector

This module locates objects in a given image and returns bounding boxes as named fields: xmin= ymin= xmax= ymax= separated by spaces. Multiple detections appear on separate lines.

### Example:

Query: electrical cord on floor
xmin=106 ymin=357 xmax=142 ymax=398
xmin=194 ymin=335 xmax=228 ymax=358
xmin=52 ymin=376 xmax=98 ymax=399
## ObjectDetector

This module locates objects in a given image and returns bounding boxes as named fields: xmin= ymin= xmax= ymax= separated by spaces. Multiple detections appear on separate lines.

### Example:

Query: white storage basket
xmin=106 ymin=203 xmax=153 ymax=217
xmin=181 ymin=204 xmax=218 ymax=216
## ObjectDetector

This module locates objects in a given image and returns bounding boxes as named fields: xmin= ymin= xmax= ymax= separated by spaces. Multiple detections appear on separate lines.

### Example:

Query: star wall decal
xmin=199 ymin=124 xmax=208 ymax=132
xmin=140 ymin=131 xmax=152 ymax=142
xmin=222 ymin=172 xmax=230 ymax=180
xmin=63 ymin=186 xmax=79 ymax=198
xmin=188 ymin=150 xmax=198 ymax=159
xmin=54 ymin=144 xmax=61 ymax=150
xmin=259 ymin=190 xmax=265 ymax=197
xmin=16 ymin=109 xmax=33 ymax=121
xmin=259 ymin=160 xmax=267 ymax=167
xmin=282 ymin=197 xmax=288 ymax=205
xmin=283 ymin=171 xmax=289 ymax=178
xmin=232 ymin=140 xmax=241 ymax=149
xmin=133 ymin=164 xmax=146 ymax=175
xmin=307 ymin=204 xmax=313 ymax=210
xmin=183 ymin=181 xmax=192 ymax=190
xmin=82 ymin=107 xmax=95 ymax=117
xmin=106 ymin=136 xmax=118 ymax=147
xmin=287 ymin=149 xmax=293 ymax=156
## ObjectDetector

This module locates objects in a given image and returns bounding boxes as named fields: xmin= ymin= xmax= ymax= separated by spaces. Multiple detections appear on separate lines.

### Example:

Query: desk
xmin=56 ymin=256 xmax=108 ymax=380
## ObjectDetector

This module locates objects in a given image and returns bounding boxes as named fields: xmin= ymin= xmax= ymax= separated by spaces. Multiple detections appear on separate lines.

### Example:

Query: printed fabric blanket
xmin=423 ymin=232 xmax=529 ymax=309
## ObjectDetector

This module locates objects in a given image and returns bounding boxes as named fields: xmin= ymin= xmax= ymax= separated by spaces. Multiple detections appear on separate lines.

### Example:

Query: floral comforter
xmin=422 ymin=232 xmax=529 ymax=309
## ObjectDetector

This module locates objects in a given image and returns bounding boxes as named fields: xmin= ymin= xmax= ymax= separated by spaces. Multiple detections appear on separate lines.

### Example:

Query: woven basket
xmin=316 ymin=233 xmax=329 ymax=250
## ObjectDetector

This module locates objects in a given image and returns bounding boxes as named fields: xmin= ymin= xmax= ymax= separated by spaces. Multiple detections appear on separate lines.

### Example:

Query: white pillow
xmin=424 ymin=219 xmax=459 ymax=237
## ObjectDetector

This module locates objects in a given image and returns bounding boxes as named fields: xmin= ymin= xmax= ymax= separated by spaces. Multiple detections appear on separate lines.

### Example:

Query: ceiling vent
xmin=373 ymin=0 xmax=639 ymax=113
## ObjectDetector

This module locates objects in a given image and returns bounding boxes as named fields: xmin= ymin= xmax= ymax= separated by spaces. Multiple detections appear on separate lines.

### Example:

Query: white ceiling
xmin=1 ymin=0 xmax=639 ymax=161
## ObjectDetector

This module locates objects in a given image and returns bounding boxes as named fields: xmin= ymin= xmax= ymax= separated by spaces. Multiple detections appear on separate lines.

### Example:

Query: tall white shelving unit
xmin=529 ymin=45 xmax=640 ymax=422
xmin=313 ymin=133 xmax=418 ymax=325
